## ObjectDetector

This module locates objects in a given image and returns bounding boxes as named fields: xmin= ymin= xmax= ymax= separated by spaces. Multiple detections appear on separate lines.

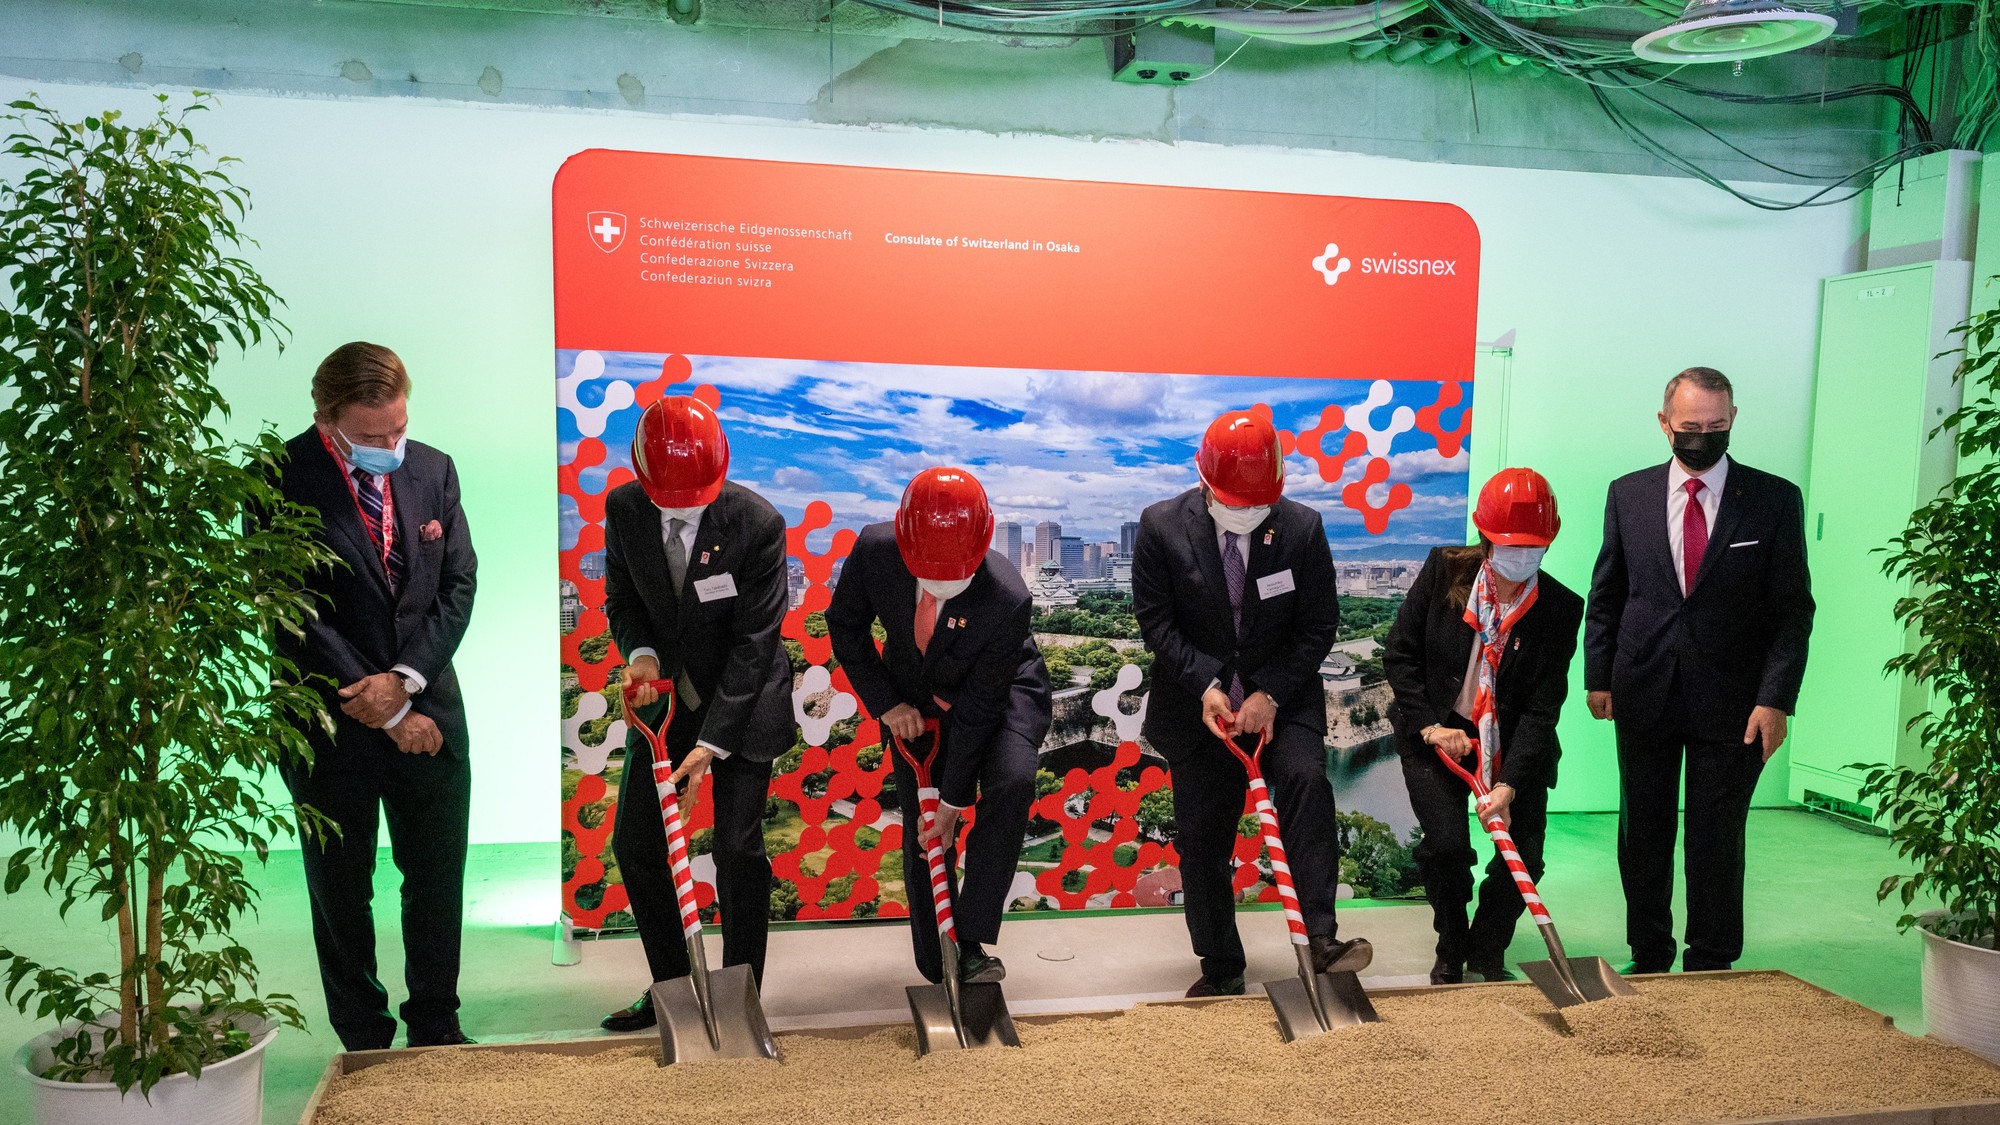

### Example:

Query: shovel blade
xmin=1521 ymin=956 xmax=1638 ymax=1009
xmin=1262 ymin=970 xmax=1379 ymax=1042
xmin=650 ymin=965 xmax=779 ymax=1064
xmin=905 ymin=982 xmax=1020 ymax=1055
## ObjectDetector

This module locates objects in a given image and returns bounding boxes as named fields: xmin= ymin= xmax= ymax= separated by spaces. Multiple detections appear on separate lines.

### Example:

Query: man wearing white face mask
xmin=826 ymin=467 xmax=1051 ymax=986
xmin=1384 ymin=468 xmax=1582 ymax=984
xmin=598 ymin=395 xmax=794 ymax=1033
xmin=274 ymin=342 xmax=478 ymax=1050
xmin=1132 ymin=410 xmax=1364 ymax=997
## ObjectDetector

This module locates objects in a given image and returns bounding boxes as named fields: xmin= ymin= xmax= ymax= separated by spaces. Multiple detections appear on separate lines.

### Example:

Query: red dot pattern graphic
xmin=560 ymin=356 xmax=1464 ymax=928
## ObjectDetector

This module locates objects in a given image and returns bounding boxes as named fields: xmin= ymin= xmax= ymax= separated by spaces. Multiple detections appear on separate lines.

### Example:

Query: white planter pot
xmin=1919 ymin=914 xmax=2000 ymax=1064
xmin=12 ymin=1015 xmax=275 ymax=1125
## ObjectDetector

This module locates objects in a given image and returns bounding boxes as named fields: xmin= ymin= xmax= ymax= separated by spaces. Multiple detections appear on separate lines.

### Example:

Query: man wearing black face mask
xmin=1584 ymin=366 xmax=1814 ymax=974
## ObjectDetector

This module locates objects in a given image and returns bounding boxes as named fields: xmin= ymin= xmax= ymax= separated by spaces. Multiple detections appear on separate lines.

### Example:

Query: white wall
xmin=0 ymin=77 xmax=1861 ymax=839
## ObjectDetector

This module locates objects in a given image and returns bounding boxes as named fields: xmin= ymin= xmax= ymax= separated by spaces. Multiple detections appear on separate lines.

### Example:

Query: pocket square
xmin=420 ymin=519 xmax=444 ymax=542
xmin=1728 ymin=539 xmax=1759 ymax=548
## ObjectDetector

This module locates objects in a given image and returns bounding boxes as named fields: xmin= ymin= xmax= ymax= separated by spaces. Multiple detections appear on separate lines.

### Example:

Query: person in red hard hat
xmin=1383 ymin=467 xmax=1584 ymax=985
xmin=598 ymin=395 xmax=796 ymax=1033
xmin=1132 ymin=410 xmax=1369 ymax=997
xmin=826 ymin=467 xmax=1052 ymax=985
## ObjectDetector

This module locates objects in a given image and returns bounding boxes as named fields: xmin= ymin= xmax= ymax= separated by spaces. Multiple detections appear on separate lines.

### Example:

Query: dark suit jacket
xmin=1131 ymin=488 xmax=1339 ymax=764
xmin=1585 ymin=459 xmax=1815 ymax=742
xmin=1383 ymin=548 xmax=1584 ymax=789
xmin=275 ymin=427 xmax=477 ymax=758
xmin=602 ymin=480 xmax=794 ymax=763
xmin=825 ymin=523 xmax=1052 ymax=808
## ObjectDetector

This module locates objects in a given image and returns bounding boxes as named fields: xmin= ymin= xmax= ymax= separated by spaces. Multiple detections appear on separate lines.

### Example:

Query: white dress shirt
xmin=1667 ymin=454 xmax=1729 ymax=596
xmin=626 ymin=510 xmax=729 ymax=759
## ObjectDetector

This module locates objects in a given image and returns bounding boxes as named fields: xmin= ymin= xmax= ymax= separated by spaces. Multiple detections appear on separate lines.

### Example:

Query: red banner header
xmin=552 ymin=150 xmax=1479 ymax=380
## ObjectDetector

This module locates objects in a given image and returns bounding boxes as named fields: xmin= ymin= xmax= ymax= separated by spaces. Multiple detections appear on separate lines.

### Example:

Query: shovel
xmin=887 ymin=720 xmax=1020 ymax=1055
xmin=1434 ymin=739 xmax=1635 ymax=1010
xmin=1220 ymin=729 xmax=1380 ymax=1041
xmin=622 ymin=679 xmax=780 ymax=1064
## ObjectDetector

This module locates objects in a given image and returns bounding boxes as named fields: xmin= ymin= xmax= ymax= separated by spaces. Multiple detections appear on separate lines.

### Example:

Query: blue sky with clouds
xmin=558 ymin=350 xmax=1471 ymax=556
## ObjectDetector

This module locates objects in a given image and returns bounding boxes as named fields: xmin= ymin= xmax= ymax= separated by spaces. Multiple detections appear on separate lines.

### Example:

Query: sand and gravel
xmin=311 ymin=975 xmax=2000 ymax=1125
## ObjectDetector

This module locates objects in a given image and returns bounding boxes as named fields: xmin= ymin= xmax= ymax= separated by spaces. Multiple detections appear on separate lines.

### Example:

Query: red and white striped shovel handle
xmin=1221 ymin=732 xmax=1309 ymax=948
xmin=1435 ymin=741 xmax=1553 ymax=927
xmin=888 ymin=721 xmax=957 ymax=946
xmin=624 ymin=679 xmax=700 ymax=939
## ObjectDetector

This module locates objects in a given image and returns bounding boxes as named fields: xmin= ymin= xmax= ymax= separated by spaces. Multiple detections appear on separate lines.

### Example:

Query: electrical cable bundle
xmin=842 ymin=0 xmax=1985 ymax=208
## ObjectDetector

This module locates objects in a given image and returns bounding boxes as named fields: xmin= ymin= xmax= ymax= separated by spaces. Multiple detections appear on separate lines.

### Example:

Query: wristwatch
xmin=399 ymin=674 xmax=424 ymax=697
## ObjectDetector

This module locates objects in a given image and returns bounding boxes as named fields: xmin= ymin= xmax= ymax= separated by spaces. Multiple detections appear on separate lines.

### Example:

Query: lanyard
xmin=318 ymin=428 xmax=397 ymax=573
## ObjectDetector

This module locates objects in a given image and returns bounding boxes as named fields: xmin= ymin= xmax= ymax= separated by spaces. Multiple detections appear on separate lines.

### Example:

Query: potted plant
xmin=1863 ymin=276 xmax=2000 ymax=1064
xmin=0 ymin=95 xmax=335 ymax=1121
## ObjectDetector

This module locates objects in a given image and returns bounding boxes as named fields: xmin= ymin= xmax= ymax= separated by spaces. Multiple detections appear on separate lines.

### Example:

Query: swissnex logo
xmin=1313 ymin=240 xmax=1458 ymax=286
xmin=588 ymin=211 xmax=626 ymax=253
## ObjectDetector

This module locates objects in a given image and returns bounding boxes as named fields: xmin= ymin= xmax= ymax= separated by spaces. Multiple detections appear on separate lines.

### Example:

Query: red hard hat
xmin=1474 ymin=467 xmax=1560 ymax=546
xmin=895 ymin=467 xmax=994 ymax=581
xmin=1196 ymin=410 xmax=1285 ymax=508
xmin=632 ymin=396 xmax=729 ymax=508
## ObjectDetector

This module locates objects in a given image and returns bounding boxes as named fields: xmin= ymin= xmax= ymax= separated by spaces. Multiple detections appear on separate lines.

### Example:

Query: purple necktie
xmin=1223 ymin=531 xmax=1246 ymax=708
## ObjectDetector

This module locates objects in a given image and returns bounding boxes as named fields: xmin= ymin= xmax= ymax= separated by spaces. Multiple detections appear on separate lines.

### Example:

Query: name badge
xmin=693 ymin=573 xmax=738 ymax=603
xmin=1256 ymin=569 xmax=1296 ymax=599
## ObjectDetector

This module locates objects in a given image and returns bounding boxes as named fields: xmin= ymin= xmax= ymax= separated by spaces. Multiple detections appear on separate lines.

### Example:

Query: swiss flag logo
xmin=587 ymin=211 xmax=626 ymax=253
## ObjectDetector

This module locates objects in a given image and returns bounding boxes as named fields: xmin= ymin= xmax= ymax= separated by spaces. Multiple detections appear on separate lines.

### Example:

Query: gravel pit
xmin=311 ymin=976 xmax=2000 ymax=1125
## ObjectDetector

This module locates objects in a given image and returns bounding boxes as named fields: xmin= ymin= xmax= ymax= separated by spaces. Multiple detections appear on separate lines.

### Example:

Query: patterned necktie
xmin=351 ymin=468 xmax=403 ymax=591
xmin=1223 ymin=531 xmax=1246 ymax=709
xmin=662 ymin=518 xmax=702 ymax=709
xmin=915 ymin=590 xmax=938 ymax=654
xmin=1682 ymin=478 xmax=1707 ymax=595
xmin=665 ymin=518 xmax=688 ymax=596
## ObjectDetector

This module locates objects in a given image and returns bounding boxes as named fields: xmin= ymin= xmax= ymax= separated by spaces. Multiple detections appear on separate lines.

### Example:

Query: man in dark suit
xmin=275 ymin=341 xmax=478 ymax=1050
xmin=1586 ymin=366 xmax=1814 ymax=973
xmin=1131 ymin=410 xmax=1370 ymax=997
xmin=597 ymin=396 xmax=794 ymax=1033
xmin=826 ymin=467 xmax=1051 ymax=985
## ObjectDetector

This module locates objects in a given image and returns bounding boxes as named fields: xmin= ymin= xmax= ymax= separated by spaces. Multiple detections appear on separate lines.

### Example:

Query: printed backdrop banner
xmin=555 ymin=151 xmax=1480 ymax=932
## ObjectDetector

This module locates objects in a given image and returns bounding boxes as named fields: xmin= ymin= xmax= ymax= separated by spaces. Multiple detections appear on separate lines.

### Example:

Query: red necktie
xmin=915 ymin=590 xmax=938 ymax=654
xmin=1682 ymin=478 xmax=1707 ymax=595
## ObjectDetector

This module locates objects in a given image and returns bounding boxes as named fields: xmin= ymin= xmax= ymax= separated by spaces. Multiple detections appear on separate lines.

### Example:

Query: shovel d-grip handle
xmin=1435 ymin=741 xmax=1552 ymax=928
xmin=1219 ymin=731 xmax=1308 ymax=948
xmin=624 ymin=679 xmax=699 ymax=939
xmin=889 ymin=720 xmax=957 ymax=946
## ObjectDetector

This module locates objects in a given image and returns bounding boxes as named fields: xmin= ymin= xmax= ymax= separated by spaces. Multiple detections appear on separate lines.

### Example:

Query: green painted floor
xmin=0 ymin=808 xmax=1928 ymax=1124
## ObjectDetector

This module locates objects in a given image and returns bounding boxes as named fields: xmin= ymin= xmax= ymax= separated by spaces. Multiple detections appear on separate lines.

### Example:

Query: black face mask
xmin=1672 ymin=429 xmax=1730 ymax=472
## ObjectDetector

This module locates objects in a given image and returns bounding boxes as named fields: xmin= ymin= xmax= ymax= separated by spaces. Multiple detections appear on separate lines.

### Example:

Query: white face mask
xmin=1488 ymin=546 xmax=1546 ymax=583
xmin=1207 ymin=499 xmax=1272 ymax=537
xmin=655 ymin=503 xmax=708 ymax=525
xmin=918 ymin=576 xmax=974 ymax=601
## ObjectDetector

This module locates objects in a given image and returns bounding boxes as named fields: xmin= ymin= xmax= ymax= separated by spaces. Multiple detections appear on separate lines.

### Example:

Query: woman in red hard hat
xmin=1383 ymin=467 xmax=1585 ymax=985
xmin=826 ymin=467 xmax=1052 ymax=986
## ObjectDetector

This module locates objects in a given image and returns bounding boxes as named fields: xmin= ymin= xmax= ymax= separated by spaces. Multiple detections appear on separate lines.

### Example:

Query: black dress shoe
xmin=601 ymin=992 xmax=656 ymax=1033
xmin=407 ymin=1025 xmax=477 ymax=1047
xmin=958 ymin=948 xmax=1006 ymax=984
xmin=1467 ymin=960 xmax=1518 ymax=982
xmin=1430 ymin=957 xmax=1465 ymax=985
xmin=1309 ymin=935 xmax=1374 ymax=974
xmin=1186 ymin=974 xmax=1246 ymax=998
xmin=1619 ymin=960 xmax=1672 ymax=976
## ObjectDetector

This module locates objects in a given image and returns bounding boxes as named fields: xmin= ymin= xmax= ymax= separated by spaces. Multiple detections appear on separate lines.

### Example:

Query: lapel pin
xmin=699 ymin=551 xmax=711 ymax=564
xmin=1263 ymin=530 xmax=1275 ymax=545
